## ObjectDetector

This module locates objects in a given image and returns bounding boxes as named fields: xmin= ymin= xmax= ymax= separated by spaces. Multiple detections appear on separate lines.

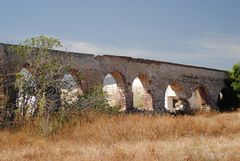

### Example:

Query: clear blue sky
xmin=1 ymin=0 xmax=240 ymax=70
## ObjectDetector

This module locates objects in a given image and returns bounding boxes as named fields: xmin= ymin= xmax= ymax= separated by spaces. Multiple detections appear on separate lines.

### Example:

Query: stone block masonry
xmin=0 ymin=43 xmax=228 ymax=111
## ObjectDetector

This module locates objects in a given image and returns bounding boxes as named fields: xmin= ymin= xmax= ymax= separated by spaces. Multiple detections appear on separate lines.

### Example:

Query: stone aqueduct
xmin=0 ymin=43 xmax=228 ymax=111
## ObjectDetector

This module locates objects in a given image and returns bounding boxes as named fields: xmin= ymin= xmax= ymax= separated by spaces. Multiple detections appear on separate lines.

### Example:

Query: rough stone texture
xmin=0 ymin=43 xmax=228 ymax=111
xmin=0 ymin=45 xmax=5 ymax=109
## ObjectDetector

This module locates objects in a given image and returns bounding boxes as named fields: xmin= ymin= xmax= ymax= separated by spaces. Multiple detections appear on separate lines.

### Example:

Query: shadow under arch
xmin=103 ymin=71 xmax=127 ymax=111
xmin=217 ymin=87 xmax=239 ymax=112
xmin=132 ymin=74 xmax=153 ymax=110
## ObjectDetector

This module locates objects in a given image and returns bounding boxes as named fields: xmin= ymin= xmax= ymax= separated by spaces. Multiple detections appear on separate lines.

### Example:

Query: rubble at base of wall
xmin=167 ymin=98 xmax=217 ymax=115
xmin=124 ymin=98 xmax=215 ymax=116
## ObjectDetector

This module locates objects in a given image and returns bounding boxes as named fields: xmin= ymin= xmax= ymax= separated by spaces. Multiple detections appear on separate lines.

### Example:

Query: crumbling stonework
xmin=0 ymin=43 xmax=228 ymax=112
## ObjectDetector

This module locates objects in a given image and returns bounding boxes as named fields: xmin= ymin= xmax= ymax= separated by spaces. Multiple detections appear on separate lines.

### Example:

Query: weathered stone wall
xmin=0 ymin=43 xmax=228 ymax=111
xmin=0 ymin=44 xmax=19 ymax=120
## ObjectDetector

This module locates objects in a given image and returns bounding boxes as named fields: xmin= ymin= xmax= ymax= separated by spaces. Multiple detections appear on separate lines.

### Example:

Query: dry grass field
xmin=0 ymin=110 xmax=240 ymax=161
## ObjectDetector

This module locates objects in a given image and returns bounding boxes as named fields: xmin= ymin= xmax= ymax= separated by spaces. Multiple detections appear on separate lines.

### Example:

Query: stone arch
xmin=164 ymin=81 xmax=184 ymax=109
xmin=67 ymin=68 xmax=85 ymax=91
xmin=16 ymin=68 xmax=37 ymax=116
xmin=132 ymin=74 xmax=153 ymax=110
xmin=217 ymin=87 xmax=238 ymax=111
xmin=188 ymin=85 xmax=211 ymax=110
xmin=103 ymin=71 xmax=127 ymax=111
xmin=60 ymin=71 xmax=83 ymax=107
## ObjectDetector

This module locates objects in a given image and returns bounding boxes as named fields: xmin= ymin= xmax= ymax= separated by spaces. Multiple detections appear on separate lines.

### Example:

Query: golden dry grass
xmin=1 ymin=111 xmax=240 ymax=161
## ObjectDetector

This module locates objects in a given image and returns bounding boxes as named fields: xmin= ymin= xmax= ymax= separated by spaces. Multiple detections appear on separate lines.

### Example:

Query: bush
xmin=229 ymin=62 xmax=240 ymax=103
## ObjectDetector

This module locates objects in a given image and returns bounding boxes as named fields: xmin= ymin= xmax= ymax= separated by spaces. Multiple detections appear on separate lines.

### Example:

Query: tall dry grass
xmin=0 ymin=110 xmax=240 ymax=161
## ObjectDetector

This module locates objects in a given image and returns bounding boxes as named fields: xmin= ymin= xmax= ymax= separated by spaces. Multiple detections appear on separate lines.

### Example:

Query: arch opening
xmin=132 ymin=76 xmax=153 ymax=110
xmin=188 ymin=86 xmax=211 ymax=110
xmin=60 ymin=73 xmax=83 ymax=107
xmin=164 ymin=82 xmax=184 ymax=110
xmin=217 ymin=88 xmax=238 ymax=111
xmin=16 ymin=68 xmax=37 ymax=116
xmin=103 ymin=72 xmax=126 ymax=111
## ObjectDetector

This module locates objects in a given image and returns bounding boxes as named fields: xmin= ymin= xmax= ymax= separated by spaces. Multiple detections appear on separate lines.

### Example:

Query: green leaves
xmin=13 ymin=35 xmax=67 ymax=117
xmin=21 ymin=35 xmax=62 ymax=50
xmin=229 ymin=62 xmax=240 ymax=99
xmin=8 ymin=35 xmax=117 ymax=134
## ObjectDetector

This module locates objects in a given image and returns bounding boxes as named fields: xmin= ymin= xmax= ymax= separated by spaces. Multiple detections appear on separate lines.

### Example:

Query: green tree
xmin=229 ymin=62 xmax=240 ymax=100
xmin=11 ymin=35 xmax=110 ymax=134
xmin=10 ymin=35 xmax=76 ymax=134
xmin=14 ymin=36 xmax=68 ymax=115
